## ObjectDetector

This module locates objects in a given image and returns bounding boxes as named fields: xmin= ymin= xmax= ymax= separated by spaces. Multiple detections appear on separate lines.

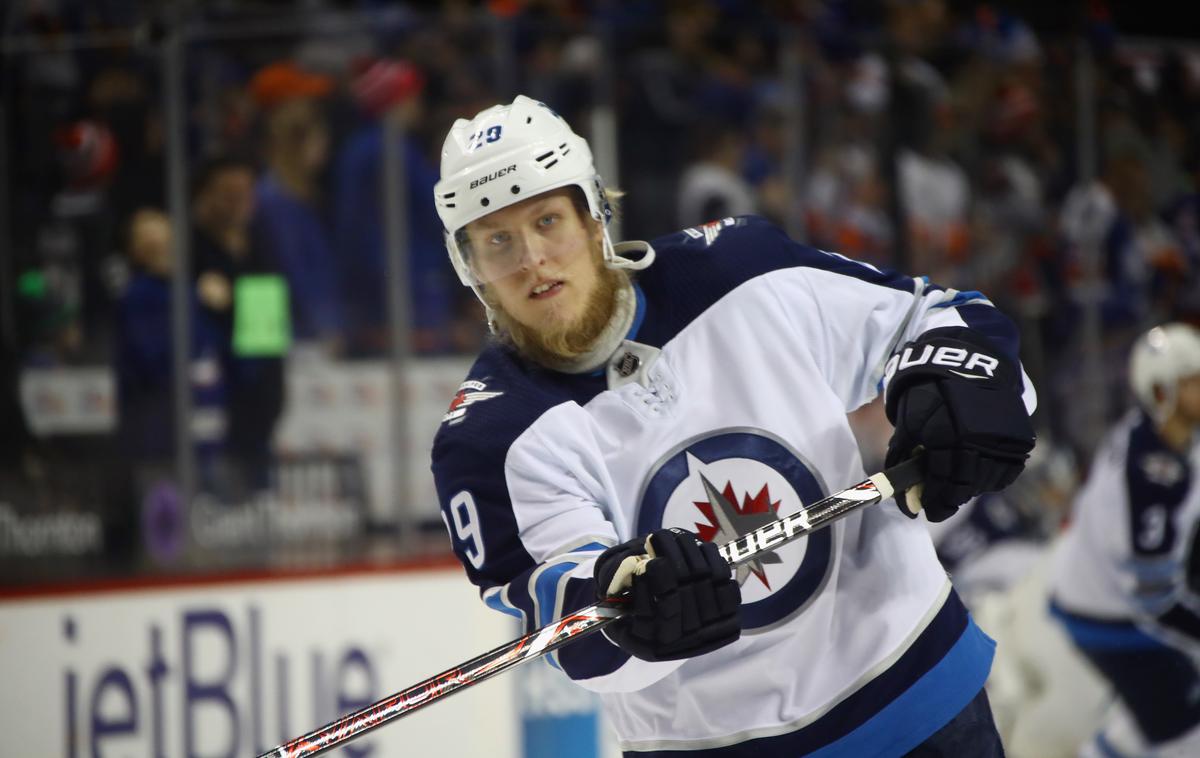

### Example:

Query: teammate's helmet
xmin=433 ymin=95 xmax=614 ymax=287
xmin=1129 ymin=322 xmax=1200 ymax=421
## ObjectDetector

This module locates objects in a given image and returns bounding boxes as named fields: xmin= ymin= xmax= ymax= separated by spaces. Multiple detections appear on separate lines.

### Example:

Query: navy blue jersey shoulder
xmin=430 ymin=342 xmax=607 ymax=589
xmin=632 ymin=215 xmax=917 ymax=347
xmin=1124 ymin=411 xmax=1191 ymax=557
xmin=433 ymin=342 xmax=604 ymax=453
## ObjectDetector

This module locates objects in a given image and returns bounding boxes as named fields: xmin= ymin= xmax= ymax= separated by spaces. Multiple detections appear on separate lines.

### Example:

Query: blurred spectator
xmin=618 ymin=1 xmax=722 ymax=236
xmin=898 ymin=107 xmax=972 ymax=285
xmin=1118 ymin=57 xmax=1194 ymax=213
xmin=52 ymin=119 xmax=120 ymax=193
xmin=249 ymin=62 xmax=343 ymax=347
xmin=967 ymin=82 xmax=1048 ymax=297
xmin=826 ymin=160 xmax=893 ymax=259
xmin=516 ymin=23 xmax=596 ymax=124
xmin=248 ymin=59 xmax=334 ymax=111
xmin=87 ymin=65 xmax=165 ymax=220
xmin=884 ymin=0 xmax=953 ymax=151
xmin=1060 ymin=140 xmax=1186 ymax=332
xmin=1165 ymin=192 xmax=1200 ymax=321
xmin=806 ymin=135 xmax=893 ymax=265
xmin=192 ymin=157 xmax=286 ymax=493
xmin=881 ymin=0 xmax=976 ymax=282
xmin=676 ymin=123 xmax=757 ymax=226
xmin=742 ymin=103 xmax=792 ymax=228
xmin=333 ymin=58 xmax=460 ymax=355
xmin=804 ymin=53 xmax=894 ymax=264
xmin=955 ymin=4 xmax=1042 ymax=68
xmin=1050 ymin=138 xmax=1187 ymax=452
xmin=115 ymin=209 xmax=223 ymax=466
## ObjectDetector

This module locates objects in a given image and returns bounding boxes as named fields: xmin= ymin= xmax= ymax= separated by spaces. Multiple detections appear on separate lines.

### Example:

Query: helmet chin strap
xmin=603 ymin=229 xmax=656 ymax=272
xmin=1154 ymin=392 xmax=1176 ymax=426
xmin=466 ymin=285 xmax=499 ymax=335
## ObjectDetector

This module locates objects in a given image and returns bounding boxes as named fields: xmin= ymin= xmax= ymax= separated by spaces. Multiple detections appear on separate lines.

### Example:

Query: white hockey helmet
xmin=434 ymin=95 xmax=628 ymax=287
xmin=1129 ymin=323 xmax=1200 ymax=421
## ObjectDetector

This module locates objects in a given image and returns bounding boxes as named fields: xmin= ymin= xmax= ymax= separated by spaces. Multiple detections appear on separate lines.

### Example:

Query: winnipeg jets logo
xmin=442 ymin=380 xmax=503 ymax=424
xmin=1141 ymin=452 xmax=1184 ymax=487
xmin=692 ymin=467 xmax=783 ymax=588
xmin=638 ymin=431 xmax=833 ymax=630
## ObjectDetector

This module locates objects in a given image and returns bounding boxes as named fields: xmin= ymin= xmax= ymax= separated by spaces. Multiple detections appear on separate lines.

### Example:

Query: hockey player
xmin=431 ymin=96 xmax=1037 ymax=756
xmin=1050 ymin=322 xmax=1200 ymax=757
xmin=927 ymin=440 xmax=1075 ymax=606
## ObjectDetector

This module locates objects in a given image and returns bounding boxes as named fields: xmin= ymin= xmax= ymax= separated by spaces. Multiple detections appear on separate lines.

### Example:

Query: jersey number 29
xmin=444 ymin=491 xmax=486 ymax=569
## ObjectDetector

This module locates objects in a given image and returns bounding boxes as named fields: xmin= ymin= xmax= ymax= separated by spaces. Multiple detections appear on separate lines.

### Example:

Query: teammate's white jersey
xmin=927 ymin=493 xmax=1047 ymax=605
xmin=432 ymin=216 xmax=1037 ymax=756
xmin=1051 ymin=409 xmax=1200 ymax=651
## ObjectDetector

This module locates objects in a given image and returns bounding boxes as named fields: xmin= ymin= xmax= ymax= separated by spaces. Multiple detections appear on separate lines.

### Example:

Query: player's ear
xmin=589 ymin=215 xmax=605 ymax=244
xmin=1153 ymin=383 xmax=1168 ymax=405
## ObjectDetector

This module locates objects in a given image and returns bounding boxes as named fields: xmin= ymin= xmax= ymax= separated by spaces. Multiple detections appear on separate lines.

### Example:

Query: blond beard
xmin=488 ymin=256 xmax=628 ymax=367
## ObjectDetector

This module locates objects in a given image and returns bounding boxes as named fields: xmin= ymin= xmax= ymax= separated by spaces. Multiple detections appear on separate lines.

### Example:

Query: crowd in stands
xmin=3 ymin=0 xmax=1198 ymax=482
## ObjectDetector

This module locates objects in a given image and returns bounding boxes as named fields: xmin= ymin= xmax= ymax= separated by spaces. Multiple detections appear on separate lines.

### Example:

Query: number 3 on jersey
xmin=444 ymin=491 xmax=486 ymax=569
xmin=1137 ymin=504 xmax=1168 ymax=552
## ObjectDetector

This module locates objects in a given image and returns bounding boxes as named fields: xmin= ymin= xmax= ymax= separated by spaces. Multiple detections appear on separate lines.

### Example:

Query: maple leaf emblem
xmin=693 ymin=474 xmax=784 ymax=589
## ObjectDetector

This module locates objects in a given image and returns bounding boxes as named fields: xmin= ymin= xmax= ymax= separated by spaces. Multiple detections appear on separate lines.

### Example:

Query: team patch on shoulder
xmin=682 ymin=217 xmax=739 ymax=246
xmin=442 ymin=379 xmax=504 ymax=425
xmin=1140 ymin=452 xmax=1184 ymax=487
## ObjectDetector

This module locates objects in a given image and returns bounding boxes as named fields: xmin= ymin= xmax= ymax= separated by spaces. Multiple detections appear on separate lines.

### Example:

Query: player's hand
xmin=594 ymin=528 xmax=741 ymax=662
xmin=884 ymin=328 xmax=1036 ymax=522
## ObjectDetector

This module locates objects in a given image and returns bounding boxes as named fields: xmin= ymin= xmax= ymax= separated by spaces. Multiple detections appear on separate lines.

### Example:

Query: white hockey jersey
xmin=1051 ymin=409 xmax=1200 ymax=653
xmin=432 ymin=216 xmax=1037 ymax=756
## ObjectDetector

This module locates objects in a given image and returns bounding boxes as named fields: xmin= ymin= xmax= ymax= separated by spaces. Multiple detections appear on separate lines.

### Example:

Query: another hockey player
xmin=927 ymin=439 xmax=1075 ymax=606
xmin=1050 ymin=322 xmax=1200 ymax=757
xmin=431 ymin=96 xmax=1037 ymax=756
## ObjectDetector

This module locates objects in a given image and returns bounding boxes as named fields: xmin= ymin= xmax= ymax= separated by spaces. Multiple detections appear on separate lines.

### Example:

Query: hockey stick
xmin=257 ymin=455 xmax=923 ymax=758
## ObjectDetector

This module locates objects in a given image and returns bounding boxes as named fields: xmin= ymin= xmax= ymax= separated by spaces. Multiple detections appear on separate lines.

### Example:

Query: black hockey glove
xmin=594 ymin=528 xmax=741 ymax=662
xmin=884 ymin=327 xmax=1036 ymax=523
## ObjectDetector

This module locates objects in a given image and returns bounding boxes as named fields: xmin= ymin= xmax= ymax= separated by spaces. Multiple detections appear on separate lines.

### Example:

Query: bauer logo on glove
xmin=884 ymin=327 xmax=1036 ymax=523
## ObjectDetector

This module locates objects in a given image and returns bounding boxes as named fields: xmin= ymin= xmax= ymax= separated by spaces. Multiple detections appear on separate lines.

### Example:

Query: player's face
xmin=464 ymin=189 xmax=601 ymax=332
xmin=206 ymin=168 xmax=256 ymax=229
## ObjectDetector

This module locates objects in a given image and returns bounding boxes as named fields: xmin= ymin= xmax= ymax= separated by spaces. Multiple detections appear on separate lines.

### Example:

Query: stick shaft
xmin=258 ymin=457 xmax=921 ymax=758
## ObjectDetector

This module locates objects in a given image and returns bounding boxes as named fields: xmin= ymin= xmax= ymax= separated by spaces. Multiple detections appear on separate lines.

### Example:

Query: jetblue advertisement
xmin=0 ymin=570 xmax=539 ymax=757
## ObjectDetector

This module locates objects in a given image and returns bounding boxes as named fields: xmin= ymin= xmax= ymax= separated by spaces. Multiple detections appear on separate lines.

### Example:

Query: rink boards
xmin=0 ymin=563 xmax=561 ymax=757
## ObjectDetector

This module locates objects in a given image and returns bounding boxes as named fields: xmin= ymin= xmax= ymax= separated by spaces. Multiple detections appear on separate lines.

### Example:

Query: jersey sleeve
xmin=431 ymin=383 xmax=684 ymax=693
